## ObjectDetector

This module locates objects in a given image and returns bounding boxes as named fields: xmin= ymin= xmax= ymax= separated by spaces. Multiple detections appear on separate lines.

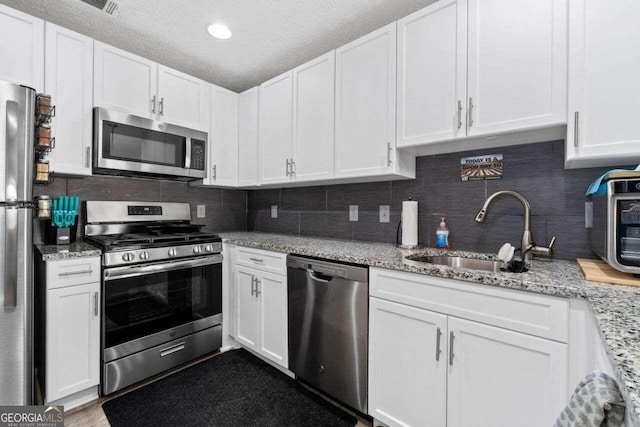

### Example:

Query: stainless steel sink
xmin=405 ymin=255 xmax=503 ymax=273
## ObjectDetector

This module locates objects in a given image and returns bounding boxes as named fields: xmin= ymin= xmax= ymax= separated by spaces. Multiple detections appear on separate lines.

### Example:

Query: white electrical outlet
xmin=379 ymin=205 xmax=390 ymax=223
xmin=196 ymin=205 xmax=206 ymax=218
xmin=349 ymin=205 xmax=358 ymax=222
xmin=585 ymin=201 xmax=593 ymax=228
xmin=271 ymin=205 xmax=278 ymax=219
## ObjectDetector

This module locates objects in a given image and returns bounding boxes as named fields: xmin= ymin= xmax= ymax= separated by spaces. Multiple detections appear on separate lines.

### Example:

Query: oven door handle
xmin=103 ymin=255 xmax=223 ymax=281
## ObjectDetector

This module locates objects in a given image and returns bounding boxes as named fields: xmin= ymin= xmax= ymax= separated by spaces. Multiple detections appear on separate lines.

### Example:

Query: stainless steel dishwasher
xmin=287 ymin=255 xmax=369 ymax=413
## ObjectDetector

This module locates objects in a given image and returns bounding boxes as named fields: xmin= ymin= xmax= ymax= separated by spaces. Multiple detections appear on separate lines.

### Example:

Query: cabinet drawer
xmin=46 ymin=257 xmax=101 ymax=289
xmin=235 ymin=247 xmax=287 ymax=275
xmin=370 ymin=267 xmax=568 ymax=342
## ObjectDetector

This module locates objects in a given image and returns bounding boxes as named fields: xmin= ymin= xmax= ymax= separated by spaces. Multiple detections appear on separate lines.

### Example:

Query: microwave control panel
xmin=190 ymin=139 xmax=206 ymax=171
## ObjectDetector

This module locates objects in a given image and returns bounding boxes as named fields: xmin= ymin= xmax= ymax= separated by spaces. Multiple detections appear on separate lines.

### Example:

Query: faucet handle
xmin=548 ymin=236 xmax=557 ymax=250
xmin=531 ymin=236 xmax=556 ymax=258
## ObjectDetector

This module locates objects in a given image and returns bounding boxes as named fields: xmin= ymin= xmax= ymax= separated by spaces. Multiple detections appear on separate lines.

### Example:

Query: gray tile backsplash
xmin=247 ymin=140 xmax=632 ymax=261
xmin=34 ymin=175 xmax=248 ymax=244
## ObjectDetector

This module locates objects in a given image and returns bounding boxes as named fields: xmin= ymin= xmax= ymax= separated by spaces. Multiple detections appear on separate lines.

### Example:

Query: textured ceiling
xmin=2 ymin=0 xmax=435 ymax=92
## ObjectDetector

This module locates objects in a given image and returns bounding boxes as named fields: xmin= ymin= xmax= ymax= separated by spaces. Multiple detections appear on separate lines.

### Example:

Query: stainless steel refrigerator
xmin=0 ymin=80 xmax=35 ymax=405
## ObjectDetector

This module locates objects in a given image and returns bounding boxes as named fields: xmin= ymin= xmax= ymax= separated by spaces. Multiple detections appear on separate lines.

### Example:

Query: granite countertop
xmin=35 ymin=240 xmax=102 ymax=261
xmin=220 ymin=231 xmax=640 ymax=425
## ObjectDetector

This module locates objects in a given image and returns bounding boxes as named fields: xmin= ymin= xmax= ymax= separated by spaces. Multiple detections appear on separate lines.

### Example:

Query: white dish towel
xmin=555 ymin=372 xmax=625 ymax=427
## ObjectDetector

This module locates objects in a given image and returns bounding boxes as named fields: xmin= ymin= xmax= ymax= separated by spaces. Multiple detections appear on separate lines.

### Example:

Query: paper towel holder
xmin=397 ymin=198 xmax=420 ymax=250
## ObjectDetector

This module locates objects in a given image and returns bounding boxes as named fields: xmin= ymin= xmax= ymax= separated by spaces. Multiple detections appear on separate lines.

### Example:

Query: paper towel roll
xmin=402 ymin=200 xmax=418 ymax=247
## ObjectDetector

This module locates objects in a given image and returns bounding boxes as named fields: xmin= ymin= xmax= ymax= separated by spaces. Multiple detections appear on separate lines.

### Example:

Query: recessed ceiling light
xmin=207 ymin=23 xmax=232 ymax=40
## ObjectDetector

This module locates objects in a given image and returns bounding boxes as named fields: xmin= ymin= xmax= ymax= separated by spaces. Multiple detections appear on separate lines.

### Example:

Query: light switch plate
xmin=196 ymin=205 xmax=206 ymax=218
xmin=271 ymin=205 xmax=278 ymax=219
xmin=379 ymin=205 xmax=390 ymax=223
xmin=349 ymin=205 xmax=358 ymax=222
xmin=585 ymin=201 xmax=593 ymax=228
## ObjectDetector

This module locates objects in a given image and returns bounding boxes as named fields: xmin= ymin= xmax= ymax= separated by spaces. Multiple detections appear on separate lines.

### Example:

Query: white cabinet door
xmin=369 ymin=298 xmax=447 ymax=427
xmin=259 ymin=71 xmax=293 ymax=185
xmin=235 ymin=267 xmax=259 ymax=350
xmin=397 ymin=0 xmax=467 ymax=146
xmin=238 ymin=87 xmax=259 ymax=186
xmin=258 ymin=271 xmax=288 ymax=368
xmin=93 ymin=41 xmax=157 ymax=118
xmin=44 ymin=23 xmax=93 ymax=176
xmin=0 ymin=4 xmax=44 ymax=91
xmin=447 ymin=317 xmax=568 ymax=427
xmin=335 ymin=23 xmax=396 ymax=178
xmin=565 ymin=0 xmax=640 ymax=168
xmin=46 ymin=282 xmax=100 ymax=403
xmin=466 ymin=0 xmax=567 ymax=137
xmin=209 ymin=84 xmax=238 ymax=186
xmin=157 ymin=65 xmax=210 ymax=130
xmin=292 ymin=51 xmax=335 ymax=182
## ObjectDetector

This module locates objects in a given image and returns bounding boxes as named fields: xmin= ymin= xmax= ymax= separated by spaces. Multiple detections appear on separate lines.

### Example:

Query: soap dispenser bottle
xmin=436 ymin=217 xmax=450 ymax=249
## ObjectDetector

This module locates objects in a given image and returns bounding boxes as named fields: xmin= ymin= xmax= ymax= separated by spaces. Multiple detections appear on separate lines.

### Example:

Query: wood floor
xmin=65 ymin=351 xmax=371 ymax=427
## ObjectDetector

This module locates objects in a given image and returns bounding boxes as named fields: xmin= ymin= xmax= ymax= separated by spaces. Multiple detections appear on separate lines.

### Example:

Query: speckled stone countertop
xmin=220 ymin=231 xmax=640 ymax=425
xmin=35 ymin=241 xmax=101 ymax=261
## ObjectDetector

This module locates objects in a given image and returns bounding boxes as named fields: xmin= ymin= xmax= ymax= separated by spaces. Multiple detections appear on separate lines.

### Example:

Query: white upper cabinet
xmin=94 ymin=41 xmax=157 ymax=118
xmin=565 ymin=0 xmax=640 ymax=168
xmin=157 ymin=65 xmax=210 ymax=130
xmin=397 ymin=0 xmax=467 ymax=147
xmin=0 ymin=4 xmax=44 ymax=91
xmin=335 ymin=23 xmax=398 ymax=178
xmin=466 ymin=0 xmax=568 ymax=137
xmin=259 ymin=71 xmax=293 ymax=185
xmin=209 ymin=84 xmax=238 ymax=186
xmin=45 ymin=23 xmax=93 ymax=176
xmin=238 ymin=87 xmax=260 ymax=187
xmin=292 ymin=51 xmax=335 ymax=182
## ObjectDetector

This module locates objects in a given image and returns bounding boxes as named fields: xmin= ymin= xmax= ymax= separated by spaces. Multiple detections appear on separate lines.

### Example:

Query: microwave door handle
xmin=184 ymin=138 xmax=192 ymax=169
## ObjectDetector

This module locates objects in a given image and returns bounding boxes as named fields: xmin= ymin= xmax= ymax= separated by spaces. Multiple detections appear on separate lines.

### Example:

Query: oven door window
xmin=618 ymin=200 xmax=640 ymax=265
xmin=102 ymin=120 xmax=186 ymax=167
xmin=104 ymin=263 xmax=221 ymax=349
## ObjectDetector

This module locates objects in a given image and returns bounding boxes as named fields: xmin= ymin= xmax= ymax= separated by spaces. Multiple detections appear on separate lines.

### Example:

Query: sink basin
xmin=405 ymin=255 xmax=503 ymax=273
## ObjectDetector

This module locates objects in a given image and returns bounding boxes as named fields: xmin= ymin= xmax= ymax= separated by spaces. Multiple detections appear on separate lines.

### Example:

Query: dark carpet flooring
xmin=102 ymin=349 xmax=357 ymax=427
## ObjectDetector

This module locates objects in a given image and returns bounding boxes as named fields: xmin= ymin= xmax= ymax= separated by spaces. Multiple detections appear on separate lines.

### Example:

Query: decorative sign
xmin=460 ymin=154 xmax=503 ymax=181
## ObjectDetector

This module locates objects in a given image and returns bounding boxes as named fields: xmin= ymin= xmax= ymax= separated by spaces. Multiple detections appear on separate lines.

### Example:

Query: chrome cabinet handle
xmin=159 ymin=97 xmax=164 ymax=115
xmin=290 ymin=158 xmax=296 ymax=175
xmin=160 ymin=342 xmax=185 ymax=357
xmin=212 ymin=165 xmax=217 ymax=180
xmin=93 ymin=292 xmax=99 ymax=317
xmin=250 ymin=276 xmax=256 ymax=296
xmin=255 ymin=279 xmax=261 ymax=297
xmin=387 ymin=143 xmax=392 ymax=166
xmin=435 ymin=327 xmax=442 ymax=361
xmin=58 ymin=269 xmax=93 ymax=277
xmin=85 ymin=147 xmax=91 ymax=168
xmin=151 ymin=95 xmax=156 ymax=114
xmin=286 ymin=159 xmax=291 ymax=176
xmin=457 ymin=100 xmax=463 ymax=129
xmin=449 ymin=331 xmax=455 ymax=366
xmin=468 ymin=98 xmax=474 ymax=127
xmin=249 ymin=257 xmax=264 ymax=263
xmin=574 ymin=111 xmax=579 ymax=147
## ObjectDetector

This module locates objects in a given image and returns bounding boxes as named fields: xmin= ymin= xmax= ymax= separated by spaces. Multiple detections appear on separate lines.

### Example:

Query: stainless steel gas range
xmin=84 ymin=201 xmax=222 ymax=395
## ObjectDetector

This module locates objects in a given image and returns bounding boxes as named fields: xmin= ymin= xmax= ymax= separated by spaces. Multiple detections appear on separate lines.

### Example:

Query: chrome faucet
xmin=475 ymin=190 xmax=556 ymax=269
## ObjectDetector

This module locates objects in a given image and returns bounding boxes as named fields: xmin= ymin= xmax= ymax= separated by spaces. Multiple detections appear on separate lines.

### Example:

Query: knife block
xmin=42 ymin=217 xmax=78 ymax=245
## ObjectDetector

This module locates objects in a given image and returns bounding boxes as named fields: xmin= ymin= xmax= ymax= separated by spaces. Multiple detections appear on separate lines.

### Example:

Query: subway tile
xmin=353 ymin=210 xmax=401 ymax=244
xmin=545 ymin=215 xmax=595 ymax=261
xmin=247 ymin=189 xmax=280 ymax=211
xmin=222 ymin=189 xmax=247 ymax=214
xmin=281 ymin=186 xmax=327 ymax=211
xmin=67 ymin=175 xmax=161 ymax=202
xmin=35 ymin=176 xmax=67 ymax=197
xmin=254 ymin=210 xmax=299 ymax=235
xmin=327 ymin=181 xmax=392 ymax=211
xmin=300 ymin=212 xmax=351 ymax=239
xmin=159 ymin=181 xmax=222 ymax=207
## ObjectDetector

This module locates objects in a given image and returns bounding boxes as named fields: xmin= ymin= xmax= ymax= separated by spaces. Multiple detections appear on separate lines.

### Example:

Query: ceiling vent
xmin=80 ymin=0 xmax=119 ymax=16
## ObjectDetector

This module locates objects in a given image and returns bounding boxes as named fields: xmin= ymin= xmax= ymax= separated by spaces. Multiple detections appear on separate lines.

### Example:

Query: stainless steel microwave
xmin=591 ymin=178 xmax=640 ymax=275
xmin=93 ymin=108 xmax=207 ymax=181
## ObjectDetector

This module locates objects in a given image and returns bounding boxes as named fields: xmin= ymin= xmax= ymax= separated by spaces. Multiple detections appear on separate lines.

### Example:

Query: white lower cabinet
xmin=44 ymin=257 xmax=101 ymax=405
xmin=369 ymin=268 xmax=569 ymax=427
xmin=447 ymin=317 xmax=568 ymax=427
xmin=234 ymin=265 xmax=288 ymax=368
xmin=369 ymin=297 xmax=447 ymax=427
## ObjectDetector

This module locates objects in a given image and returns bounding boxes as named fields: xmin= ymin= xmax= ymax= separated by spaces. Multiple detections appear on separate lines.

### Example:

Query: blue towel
xmin=586 ymin=165 xmax=640 ymax=196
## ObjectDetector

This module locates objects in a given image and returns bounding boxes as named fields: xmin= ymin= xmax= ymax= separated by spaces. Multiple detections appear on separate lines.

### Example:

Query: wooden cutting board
xmin=576 ymin=258 xmax=640 ymax=287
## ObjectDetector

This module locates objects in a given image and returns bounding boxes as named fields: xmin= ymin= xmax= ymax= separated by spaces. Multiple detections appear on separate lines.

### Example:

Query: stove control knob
xmin=122 ymin=252 xmax=135 ymax=262
xmin=193 ymin=246 xmax=202 ymax=254
xmin=139 ymin=251 xmax=150 ymax=260
xmin=168 ymin=248 xmax=177 ymax=257
xmin=204 ymin=245 xmax=213 ymax=253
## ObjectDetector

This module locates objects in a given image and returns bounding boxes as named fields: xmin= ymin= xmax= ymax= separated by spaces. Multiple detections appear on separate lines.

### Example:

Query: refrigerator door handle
xmin=4 ymin=207 xmax=18 ymax=308
xmin=5 ymin=100 xmax=18 ymax=202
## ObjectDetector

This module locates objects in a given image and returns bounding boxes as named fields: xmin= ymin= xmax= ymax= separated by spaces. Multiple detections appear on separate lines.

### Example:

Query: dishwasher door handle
xmin=307 ymin=270 xmax=332 ymax=283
